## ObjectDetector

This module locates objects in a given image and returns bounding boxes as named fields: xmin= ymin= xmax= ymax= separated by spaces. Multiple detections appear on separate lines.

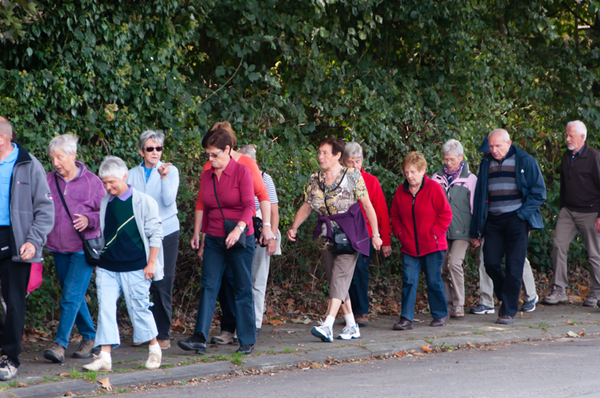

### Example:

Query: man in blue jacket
xmin=470 ymin=129 xmax=546 ymax=324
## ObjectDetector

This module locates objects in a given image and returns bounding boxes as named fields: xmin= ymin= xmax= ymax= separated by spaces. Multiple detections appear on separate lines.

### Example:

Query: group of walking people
xmin=0 ymin=114 xmax=597 ymax=381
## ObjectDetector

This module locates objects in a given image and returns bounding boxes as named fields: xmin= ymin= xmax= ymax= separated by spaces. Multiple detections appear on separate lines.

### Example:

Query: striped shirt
xmin=487 ymin=147 xmax=523 ymax=215
xmin=254 ymin=172 xmax=278 ymax=210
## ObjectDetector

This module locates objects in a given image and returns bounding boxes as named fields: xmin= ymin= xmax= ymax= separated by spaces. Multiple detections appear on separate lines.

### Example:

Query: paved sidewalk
xmin=1 ymin=304 xmax=599 ymax=397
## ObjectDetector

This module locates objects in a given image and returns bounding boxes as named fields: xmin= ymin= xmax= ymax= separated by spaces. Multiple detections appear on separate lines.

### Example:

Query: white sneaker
xmin=145 ymin=348 xmax=162 ymax=369
xmin=0 ymin=357 xmax=17 ymax=381
xmin=83 ymin=352 xmax=112 ymax=372
xmin=311 ymin=324 xmax=334 ymax=342
xmin=337 ymin=324 xmax=361 ymax=340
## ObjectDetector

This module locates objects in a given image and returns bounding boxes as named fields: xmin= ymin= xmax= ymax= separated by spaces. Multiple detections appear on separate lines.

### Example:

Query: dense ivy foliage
xmin=2 ymin=0 xmax=600 ymax=325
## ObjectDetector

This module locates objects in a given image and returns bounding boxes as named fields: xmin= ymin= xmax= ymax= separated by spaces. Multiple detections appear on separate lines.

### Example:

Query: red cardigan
xmin=390 ymin=175 xmax=452 ymax=257
xmin=360 ymin=170 xmax=392 ymax=246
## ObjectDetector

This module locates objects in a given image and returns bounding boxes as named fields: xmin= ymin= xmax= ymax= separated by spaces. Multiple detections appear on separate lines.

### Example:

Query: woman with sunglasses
xmin=128 ymin=130 xmax=180 ymax=350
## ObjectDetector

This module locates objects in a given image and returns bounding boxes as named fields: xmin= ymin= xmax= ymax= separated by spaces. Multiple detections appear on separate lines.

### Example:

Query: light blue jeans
xmin=95 ymin=268 xmax=157 ymax=348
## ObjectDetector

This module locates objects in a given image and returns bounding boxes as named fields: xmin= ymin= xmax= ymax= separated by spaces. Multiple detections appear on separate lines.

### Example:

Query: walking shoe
xmin=496 ymin=315 xmax=515 ymax=324
xmin=337 ymin=324 xmax=360 ymax=340
xmin=541 ymin=287 xmax=568 ymax=305
xmin=72 ymin=340 xmax=98 ymax=359
xmin=145 ymin=349 xmax=162 ymax=369
xmin=44 ymin=342 xmax=65 ymax=363
xmin=311 ymin=324 xmax=334 ymax=342
xmin=0 ymin=357 xmax=17 ymax=381
xmin=521 ymin=295 xmax=539 ymax=312
xmin=430 ymin=315 xmax=449 ymax=327
xmin=209 ymin=330 xmax=234 ymax=345
xmin=583 ymin=295 xmax=600 ymax=307
xmin=158 ymin=339 xmax=171 ymax=350
xmin=132 ymin=340 xmax=149 ymax=347
xmin=449 ymin=306 xmax=464 ymax=318
xmin=355 ymin=314 xmax=369 ymax=327
xmin=177 ymin=334 xmax=207 ymax=354
xmin=236 ymin=344 xmax=254 ymax=355
xmin=82 ymin=351 xmax=112 ymax=372
xmin=469 ymin=304 xmax=495 ymax=315
xmin=392 ymin=317 xmax=413 ymax=330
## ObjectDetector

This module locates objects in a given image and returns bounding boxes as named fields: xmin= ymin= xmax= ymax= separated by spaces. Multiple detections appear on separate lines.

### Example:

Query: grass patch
xmin=229 ymin=353 xmax=244 ymax=366
xmin=538 ymin=322 xmax=549 ymax=331
xmin=283 ymin=348 xmax=295 ymax=354
xmin=472 ymin=331 xmax=484 ymax=335
xmin=406 ymin=336 xmax=415 ymax=340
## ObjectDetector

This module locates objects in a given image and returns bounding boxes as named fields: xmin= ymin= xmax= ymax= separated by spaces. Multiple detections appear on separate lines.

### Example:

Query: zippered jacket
xmin=431 ymin=163 xmax=477 ymax=241
xmin=470 ymin=145 xmax=546 ymax=239
xmin=46 ymin=162 xmax=105 ymax=253
xmin=390 ymin=174 xmax=452 ymax=257
xmin=9 ymin=145 xmax=54 ymax=263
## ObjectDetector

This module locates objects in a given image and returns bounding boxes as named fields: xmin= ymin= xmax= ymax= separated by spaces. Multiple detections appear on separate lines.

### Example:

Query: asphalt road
xmin=117 ymin=336 xmax=600 ymax=398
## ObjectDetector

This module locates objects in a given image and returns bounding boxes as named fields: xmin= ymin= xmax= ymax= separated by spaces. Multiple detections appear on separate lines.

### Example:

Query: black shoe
xmin=178 ymin=335 xmax=206 ymax=354
xmin=236 ymin=344 xmax=254 ymax=355
xmin=430 ymin=315 xmax=449 ymax=327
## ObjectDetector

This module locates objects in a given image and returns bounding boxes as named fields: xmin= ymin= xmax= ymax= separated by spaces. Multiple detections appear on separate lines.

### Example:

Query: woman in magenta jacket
xmin=390 ymin=152 xmax=453 ymax=330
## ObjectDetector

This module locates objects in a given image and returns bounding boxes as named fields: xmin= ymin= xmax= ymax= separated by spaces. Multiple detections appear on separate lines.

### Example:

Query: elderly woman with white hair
xmin=83 ymin=156 xmax=164 ymax=372
xmin=44 ymin=134 xmax=106 ymax=364
xmin=128 ymin=130 xmax=179 ymax=349
xmin=431 ymin=139 xmax=477 ymax=318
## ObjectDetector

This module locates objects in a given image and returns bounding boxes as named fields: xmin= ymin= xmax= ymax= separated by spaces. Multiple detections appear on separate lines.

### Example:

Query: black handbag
xmin=213 ymin=175 xmax=247 ymax=249
xmin=0 ymin=226 xmax=11 ymax=260
xmin=253 ymin=216 xmax=267 ymax=247
xmin=55 ymin=175 xmax=104 ymax=265
xmin=319 ymin=168 xmax=356 ymax=256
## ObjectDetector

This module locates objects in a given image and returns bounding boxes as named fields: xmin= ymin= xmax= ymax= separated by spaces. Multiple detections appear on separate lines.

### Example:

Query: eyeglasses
xmin=144 ymin=146 xmax=163 ymax=152
xmin=204 ymin=149 xmax=223 ymax=159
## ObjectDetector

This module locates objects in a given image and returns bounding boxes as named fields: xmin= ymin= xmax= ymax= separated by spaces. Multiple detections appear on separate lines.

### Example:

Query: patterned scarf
xmin=444 ymin=161 xmax=464 ymax=184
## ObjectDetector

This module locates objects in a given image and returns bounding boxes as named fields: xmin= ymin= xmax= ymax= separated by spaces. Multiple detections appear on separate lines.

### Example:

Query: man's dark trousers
xmin=0 ymin=256 xmax=30 ymax=367
xmin=482 ymin=213 xmax=529 ymax=317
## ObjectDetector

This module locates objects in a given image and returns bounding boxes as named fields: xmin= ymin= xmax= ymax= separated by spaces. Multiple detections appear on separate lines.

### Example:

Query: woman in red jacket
xmin=390 ymin=152 xmax=453 ymax=330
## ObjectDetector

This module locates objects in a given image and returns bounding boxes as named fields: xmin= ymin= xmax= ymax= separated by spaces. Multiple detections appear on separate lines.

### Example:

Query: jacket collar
xmin=14 ymin=143 xmax=32 ymax=165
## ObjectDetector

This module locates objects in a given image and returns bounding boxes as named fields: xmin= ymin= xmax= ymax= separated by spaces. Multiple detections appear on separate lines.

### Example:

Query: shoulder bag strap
xmin=212 ymin=174 xmax=226 ymax=222
xmin=55 ymin=173 xmax=86 ymax=243
xmin=319 ymin=167 xmax=348 ymax=217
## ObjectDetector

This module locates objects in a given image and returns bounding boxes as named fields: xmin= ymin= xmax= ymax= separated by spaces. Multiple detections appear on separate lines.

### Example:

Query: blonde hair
xmin=210 ymin=121 xmax=236 ymax=148
xmin=402 ymin=151 xmax=427 ymax=172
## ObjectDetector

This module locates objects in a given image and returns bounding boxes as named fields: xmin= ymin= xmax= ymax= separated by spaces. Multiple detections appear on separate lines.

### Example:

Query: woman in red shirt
xmin=390 ymin=152 xmax=452 ymax=330
xmin=177 ymin=129 xmax=256 ymax=355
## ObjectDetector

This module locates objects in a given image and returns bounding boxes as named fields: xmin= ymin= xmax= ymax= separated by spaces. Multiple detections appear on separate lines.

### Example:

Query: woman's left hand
xmin=226 ymin=228 xmax=242 ymax=249
xmin=73 ymin=214 xmax=89 ymax=232
xmin=372 ymin=236 xmax=383 ymax=251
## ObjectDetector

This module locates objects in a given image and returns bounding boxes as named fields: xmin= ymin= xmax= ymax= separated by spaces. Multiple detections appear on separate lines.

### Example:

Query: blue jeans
xmin=400 ymin=251 xmax=448 ymax=322
xmin=95 ymin=268 xmax=157 ymax=347
xmin=349 ymin=240 xmax=373 ymax=316
xmin=53 ymin=252 xmax=96 ymax=348
xmin=195 ymin=235 xmax=255 ymax=346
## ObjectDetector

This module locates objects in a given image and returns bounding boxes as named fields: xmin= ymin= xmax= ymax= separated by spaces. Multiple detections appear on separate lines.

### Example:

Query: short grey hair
xmin=139 ymin=130 xmax=165 ymax=150
xmin=0 ymin=118 xmax=12 ymax=140
xmin=489 ymin=129 xmax=510 ymax=142
xmin=343 ymin=142 xmax=363 ymax=162
xmin=441 ymin=139 xmax=464 ymax=157
xmin=99 ymin=156 xmax=128 ymax=180
xmin=566 ymin=120 xmax=587 ymax=140
xmin=238 ymin=145 xmax=257 ymax=161
xmin=47 ymin=134 xmax=78 ymax=156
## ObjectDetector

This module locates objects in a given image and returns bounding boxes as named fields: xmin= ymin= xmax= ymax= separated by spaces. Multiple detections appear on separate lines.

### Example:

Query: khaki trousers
xmin=442 ymin=239 xmax=469 ymax=306
xmin=320 ymin=250 xmax=360 ymax=301
xmin=551 ymin=207 xmax=600 ymax=297
xmin=478 ymin=239 xmax=537 ymax=308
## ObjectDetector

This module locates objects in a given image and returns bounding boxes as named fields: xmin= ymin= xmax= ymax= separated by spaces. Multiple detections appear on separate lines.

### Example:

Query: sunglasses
xmin=204 ymin=149 xmax=224 ymax=159
xmin=144 ymin=146 xmax=163 ymax=152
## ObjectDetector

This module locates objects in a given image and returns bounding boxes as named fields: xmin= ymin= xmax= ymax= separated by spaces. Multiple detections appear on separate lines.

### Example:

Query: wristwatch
xmin=236 ymin=224 xmax=245 ymax=232
xmin=372 ymin=234 xmax=381 ymax=238
xmin=263 ymin=222 xmax=272 ymax=227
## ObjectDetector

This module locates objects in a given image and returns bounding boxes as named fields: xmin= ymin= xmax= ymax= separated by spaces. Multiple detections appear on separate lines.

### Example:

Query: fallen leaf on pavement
xmin=98 ymin=377 xmax=113 ymax=391
xmin=578 ymin=328 xmax=586 ymax=337
xmin=269 ymin=319 xmax=284 ymax=326
xmin=566 ymin=331 xmax=579 ymax=338
xmin=65 ymin=391 xmax=74 ymax=396
xmin=18 ymin=382 xmax=26 ymax=387
xmin=421 ymin=345 xmax=432 ymax=353
xmin=59 ymin=372 xmax=70 ymax=377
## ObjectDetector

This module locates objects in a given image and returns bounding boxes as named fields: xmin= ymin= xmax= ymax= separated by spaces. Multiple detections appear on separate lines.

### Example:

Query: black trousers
xmin=150 ymin=231 xmax=180 ymax=340
xmin=0 ymin=257 xmax=30 ymax=367
xmin=482 ymin=213 xmax=529 ymax=317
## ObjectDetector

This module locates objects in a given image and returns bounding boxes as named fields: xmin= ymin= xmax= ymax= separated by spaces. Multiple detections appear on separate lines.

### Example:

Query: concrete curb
xmin=4 ymin=323 xmax=600 ymax=397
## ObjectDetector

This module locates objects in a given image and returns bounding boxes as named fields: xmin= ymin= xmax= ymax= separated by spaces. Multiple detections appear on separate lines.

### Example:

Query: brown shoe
xmin=430 ymin=315 xmax=448 ymax=327
xmin=158 ymin=339 xmax=171 ymax=350
xmin=496 ymin=315 xmax=515 ymax=324
xmin=44 ymin=342 xmax=65 ymax=363
xmin=355 ymin=314 xmax=369 ymax=327
xmin=210 ymin=331 xmax=234 ymax=345
xmin=449 ymin=306 xmax=464 ymax=318
xmin=392 ymin=317 xmax=413 ymax=330
xmin=72 ymin=339 xmax=97 ymax=359
xmin=541 ymin=287 xmax=568 ymax=305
